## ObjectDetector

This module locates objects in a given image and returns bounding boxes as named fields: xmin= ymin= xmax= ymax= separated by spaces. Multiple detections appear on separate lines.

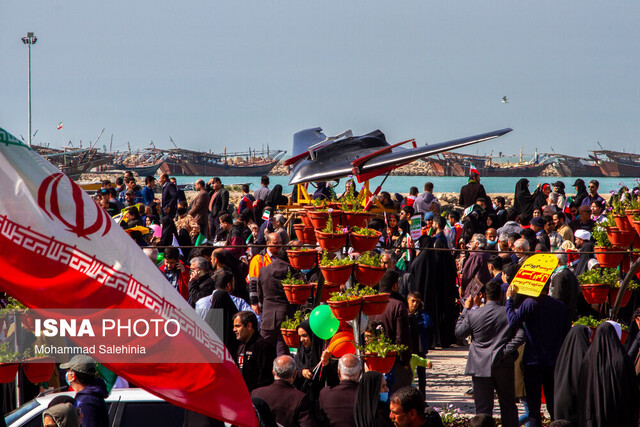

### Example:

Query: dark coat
xmin=460 ymin=251 xmax=492 ymax=291
xmin=75 ymin=378 xmax=109 ymax=427
xmin=458 ymin=180 xmax=487 ymax=208
xmin=257 ymin=258 xmax=295 ymax=332
xmin=208 ymin=187 xmax=229 ymax=219
xmin=455 ymin=301 xmax=525 ymax=377
xmin=188 ymin=275 xmax=215 ymax=307
xmin=318 ymin=380 xmax=359 ymax=427
xmin=236 ymin=331 xmax=276 ymax=392
xmin=369 ymin=293 xmax=412 ymax=364
xmin=188 ymin=190 xmax=210 ymax=236
xmin=251 ymin=379 xmax=318 ymax=427
xmin=161 ymin=182 xmax=179 ymax=218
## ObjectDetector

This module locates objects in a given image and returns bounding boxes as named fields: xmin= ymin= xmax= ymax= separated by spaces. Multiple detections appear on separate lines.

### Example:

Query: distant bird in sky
xmin=501 ymin=96 xmax=509 ymax=103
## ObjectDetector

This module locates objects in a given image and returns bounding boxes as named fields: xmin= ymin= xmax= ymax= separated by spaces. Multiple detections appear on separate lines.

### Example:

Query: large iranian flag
xmin=0 ymin=127 xmax=257 ymax=426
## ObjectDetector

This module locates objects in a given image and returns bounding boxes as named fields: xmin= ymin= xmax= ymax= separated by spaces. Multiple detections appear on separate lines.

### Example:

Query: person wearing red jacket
xmin=159 ymin=247 xmax=190 ymax=300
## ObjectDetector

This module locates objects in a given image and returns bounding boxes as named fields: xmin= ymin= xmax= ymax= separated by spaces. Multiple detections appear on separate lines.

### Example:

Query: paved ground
xmin=417 ymin=345 xmax=551 ymax=423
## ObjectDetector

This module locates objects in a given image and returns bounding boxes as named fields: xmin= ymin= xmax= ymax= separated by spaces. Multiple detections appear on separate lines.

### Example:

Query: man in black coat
xmin=369 ymin=270 xmax=413 ymax=393
xmin=159 ymin=173 xmax=178 ymax=218
xmin=318 ymin=354 xmax=361 ymax=427
xmin=458 ymin=172 xmax=487 ymax=208
xmin=233 ymin=311 xmax=276 ymax=392
xmin=207 ymin=177 xmax=229 ymax=240
xmin=257 ymin=249 xmax=295 ymax=356
xmin=251 ymin=355 xmax=318 ymax=427
xmin=455 ymin=281 xmax=525 ymax=426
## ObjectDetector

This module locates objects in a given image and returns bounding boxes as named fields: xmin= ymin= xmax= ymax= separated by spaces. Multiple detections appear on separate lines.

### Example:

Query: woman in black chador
xmin=553 ymin=324 xmax=591 ymax=425
xmin=577 ymin=322 xmax=638 ymax=426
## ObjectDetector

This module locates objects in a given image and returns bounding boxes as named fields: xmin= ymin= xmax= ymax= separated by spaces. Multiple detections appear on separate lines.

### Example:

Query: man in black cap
xmin=60 ymin=354 xmax=109 ymax=427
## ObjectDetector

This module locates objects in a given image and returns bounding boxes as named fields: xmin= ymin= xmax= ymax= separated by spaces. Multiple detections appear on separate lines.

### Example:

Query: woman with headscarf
xmin=534 ymin=183 xmax=551 ymax=211
xmin=553 ymin=324 xmax=591 ymax=425
xmin=212 ymin=249 xmax=250 ymax=304
xmin=577 ymin=322 xmax=638 ymax=426
xmin=385 ymin=213 xmax=401 ymax=246
xmin=340 ymin=178 xmax=359 ymax=200
xmin=353 ymin=371 xmax=393 ymax=427
xmin=573 ymin=179 xmax=589 ymax=207
xmin=514 ymin=179 xmax=538 ymax=218
xmin=313 ymin=181 xmax=332 ymax=201
xmin=293 ymin=319 xmax=333 ymax=401
xmin=265 ymin=184 xmax=289 ymax=208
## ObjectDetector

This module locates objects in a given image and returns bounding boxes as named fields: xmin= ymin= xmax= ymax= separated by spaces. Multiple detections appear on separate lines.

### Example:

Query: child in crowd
xmin=407 ymin=292 xmax=433 ymax=398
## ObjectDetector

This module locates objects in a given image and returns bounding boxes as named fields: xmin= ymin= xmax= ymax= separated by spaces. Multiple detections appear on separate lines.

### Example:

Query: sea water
xmin=174 ymin=175 xmax=639 ymax=196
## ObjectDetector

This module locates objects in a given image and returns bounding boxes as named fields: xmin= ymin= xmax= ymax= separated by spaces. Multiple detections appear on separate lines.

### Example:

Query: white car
xmin=5 ymin=388 xmax=186 ymax=427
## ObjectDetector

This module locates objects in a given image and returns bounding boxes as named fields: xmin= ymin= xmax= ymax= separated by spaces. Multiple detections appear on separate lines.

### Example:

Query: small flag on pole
xmin=469 ymin=161 xmax=479 ymax=176
xmin=57 ymin=122 xmax=63 ymax=130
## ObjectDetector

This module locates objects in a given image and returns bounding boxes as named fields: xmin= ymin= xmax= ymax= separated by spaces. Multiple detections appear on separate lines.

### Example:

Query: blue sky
xmin=2 ymin=1 xmax=639 ymax=158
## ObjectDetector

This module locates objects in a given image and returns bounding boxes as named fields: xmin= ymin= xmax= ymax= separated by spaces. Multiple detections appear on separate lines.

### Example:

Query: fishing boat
xmin=425 ymin=151 xmax=549 ymax=177
xmin=544 ymin=153 xmax=605 ymax=177
xmin=34 ymin=145 xmax=112 ymax=180
xmin=589 ymin=150 xmax=640 ymax=177
xmin=157 ymin=147 xmax=286 ymax=176
xmin=104 ymin=149 xmax=168 ymax=176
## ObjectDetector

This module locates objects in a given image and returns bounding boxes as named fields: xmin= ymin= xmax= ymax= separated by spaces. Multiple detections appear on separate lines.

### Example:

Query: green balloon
xmin=156 ymin=253 xmax=165 ymax=266
xmin=309 ymin=305 xmax=339 ymax=340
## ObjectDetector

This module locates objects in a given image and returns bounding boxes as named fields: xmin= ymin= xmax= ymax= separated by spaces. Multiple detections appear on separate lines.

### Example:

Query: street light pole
xmin=22 ymin=32 xmax=37 ymax=147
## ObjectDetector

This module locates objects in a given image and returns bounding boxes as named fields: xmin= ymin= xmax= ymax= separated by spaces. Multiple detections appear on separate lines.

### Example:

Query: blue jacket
xmin=505 ymin=295 xmax=569 ymax=368
xmin=75 ymin=377 xmax=109 ymax=427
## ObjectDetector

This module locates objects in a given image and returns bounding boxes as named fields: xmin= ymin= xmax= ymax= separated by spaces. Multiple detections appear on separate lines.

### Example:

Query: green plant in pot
xmin=328 ymin=287 xmax=362 ymax=321
xmin=280 ymin=310 xmax=309 ymax=348
xmin=578 ymin=268 xmax=616 ymax=305
xmin=319 ymin=251 xmax=355 ymax=267
xmin=281 ymin=271 xmax=313 ymax=305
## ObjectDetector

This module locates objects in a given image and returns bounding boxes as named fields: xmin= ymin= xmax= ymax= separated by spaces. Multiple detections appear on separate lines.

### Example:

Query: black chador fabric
xmin=293 ymin=319 xmax=335 ymax=401
xmin=353 ymin=372 xmax=392 ymax=427
xmin=513 ymin=178 xmax=537 ymax=217
xmin=209 ymin=290 xmax=239 ymax=358
xmin=409 ymin=236 xmax=458 ymax=348
xmin=574 ymin=180 xmax=588 ymax=207
xmin=553 ymin=324 xmax=590 ymax=425
xmin=577 ymin=322 xmax=639 ymax=427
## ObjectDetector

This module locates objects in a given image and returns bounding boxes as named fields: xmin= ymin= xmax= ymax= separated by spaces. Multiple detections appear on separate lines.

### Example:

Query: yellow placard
xmin=511 ymin=254 xmax=559 ymax=297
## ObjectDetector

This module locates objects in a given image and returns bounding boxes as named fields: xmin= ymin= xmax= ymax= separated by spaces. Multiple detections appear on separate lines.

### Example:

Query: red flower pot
xmin=613 ymin=214 xmax=632 ymax=231
xmin=362 ymin=293 xmax=390 ymax=316
xmin=580 ymin=284 xmax=610 ymax=305
xmin=281 ymin=328 xmax=300 ymax=348
xmin=631 ymin=221 xmax=640 ymax=241
xmin=23 ymin=357 xmax=55 ymax=384
xmin=299 ymin=211 xmax=313 ymax=228
xmin=283 ymin=284 xmax=313 ymax=305
xmin=626 ymin=209 xmax=640 ymax=228
xmin=286 ymin=250 xmax=317 ymax=270
xmin=294 ymin=224 xmax=317 ymax=245
xmin=594 ymin=247 xmax=623 ymax=268
xmin=315 ymin=230 xmax=348 ymax=252
xmin=343 ymin=211 xmax=372 ymax=229
xmin=355 ymin=264 xmax=387 ymax=287
xmin=320 ymin=264 xmax=353 ymax=285
xmin=609 ymin=287 xmax=632 ymax=307
xmin=621 ymin=330 xmax=629 ymax=345
xmin=364 ymin=352 xmax=397 ymax=374
xmin=0 ymin=364 xmax=18 ymax=383
xmin=349 ymin=231 xmax=382 ymax=253
xmin=308 ymin=210 xmax=343 ymax=230
xmin=606 ymin=227 xmax=635 ymax=248
xmin=313 ymin=282 xmax=342 ymax=303
xmin=328 ymin=298 xmax=363 ymax=321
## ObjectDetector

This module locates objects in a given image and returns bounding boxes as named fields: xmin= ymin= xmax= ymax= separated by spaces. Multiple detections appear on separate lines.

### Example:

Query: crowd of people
xmin=65 ymin=171 xmax=640 ymax=426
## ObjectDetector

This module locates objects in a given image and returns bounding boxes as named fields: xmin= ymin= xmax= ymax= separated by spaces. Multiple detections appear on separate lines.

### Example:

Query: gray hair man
xmin=460 ymin=234 xmax=492 ymax=295
xmin=319 ymin=354 xmax=362 ymax=426
xmin=251 ymin=355 xmax=317 ymax=426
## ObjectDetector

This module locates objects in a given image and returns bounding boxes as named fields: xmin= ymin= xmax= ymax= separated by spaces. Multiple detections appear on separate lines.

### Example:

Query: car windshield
xmin=5 ymin=399 xmax=39 ymax=425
